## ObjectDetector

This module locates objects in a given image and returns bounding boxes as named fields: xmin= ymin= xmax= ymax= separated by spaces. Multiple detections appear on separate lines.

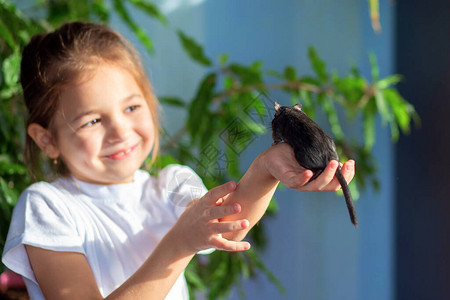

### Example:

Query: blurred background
xmin=134 ymin=0 xmax=450 ymax=299
xmin=1 ymin=0 xmax=449 ymax=299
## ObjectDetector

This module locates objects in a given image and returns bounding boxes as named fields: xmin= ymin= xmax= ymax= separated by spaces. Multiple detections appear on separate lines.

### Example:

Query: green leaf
xmin=369 ymin=52 xmax=379 ymax=81
xmin=266 ymin=197 xmax=279 ymax=214
xmin=299 ymin=89 xmax=315 ymax=118
xmin=284 ymin=66 xmax=296 ymax=81
xmin=243 ymin=94 xmax=267 ymax=123
xmin=127 ymin=0 xmax=168 ymax=25
xmin=229 ymin=63 xmax=262 ymax=85
xmin=177 ymin=30 xmax=212 ymax=66
xmin=333 ymin=75 xmax=366 ymax=105
xmin=374 ymin=88 xmax=391 ymax=125
xmin=250 ymin=60 xmax=263 ymax=72
xmin=68 ymin=0 xmax=90 ymax=20
xmin=218 ymin=53 xmax=229 ymax=65
xmin=265 ymin=69 xmax=284 ymax=79
xmin=158 ymin=97 xmax=186 ymax=107
xmin=2 ymin=50 xmax=21 ymax=87
xmin=91 ymin=0 xmax=110 ymax=22
xmin=187 ymin=73 xmax=216 ymax=141
xmin=241 ymin=117 xmax=266 ymax=135
xmin=225 ymin=146 xmax=240 ymax=178
xmin=349 ymin=180 xmax=360 ymax=201
xmin=384 ymin=88 xmax=414 ymax=134
xmin=0 ymin=85 xmax=20 ymax=99
xmin=350 ymin=63 xmax=361 ymax=77
xmin=389 ymin=120 xmax=399 ymax=142
xmin=113 ymin=0 xmax=154 ymax=53
xmin=134 ymin=26 xmax=155 ymax=54
xmin=185 ymin=260 xmax=206 ymax=292
xmin=0 ymin=155 xmax=26 ymax=175
xmin=300 ymin=75 xmax=321 ymax=86
xmin=322 ymin=96 xmax=344 ymax=141
xmin=377 ymin=74 xmax=403 ymax=89
xmin=0 ymin=177 xmax=18 ymax=206
xmin=308 ymin=46 xmax=328 ymax=82
xmin=362 ymin=99 xmax=377 ymax=150
xmin=0 ymin=17 xmax=16 ymax=49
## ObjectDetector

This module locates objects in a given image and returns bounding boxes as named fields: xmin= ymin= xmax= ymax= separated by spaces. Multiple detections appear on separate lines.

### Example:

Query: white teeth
xmin=116 ymin=148 xmax=132 ymax=156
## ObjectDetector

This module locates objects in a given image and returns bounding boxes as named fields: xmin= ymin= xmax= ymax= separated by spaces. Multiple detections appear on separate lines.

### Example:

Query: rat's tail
xmin=336 ymin=166 xmax=358 ymax=227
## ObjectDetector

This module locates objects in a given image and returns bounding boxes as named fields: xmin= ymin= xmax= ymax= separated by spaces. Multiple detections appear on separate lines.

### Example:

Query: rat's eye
xmin=82 ymin=118 xmax=101 ymax=128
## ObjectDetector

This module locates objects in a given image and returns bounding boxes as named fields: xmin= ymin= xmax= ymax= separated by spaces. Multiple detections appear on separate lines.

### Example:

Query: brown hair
xmin=21 ymin=22 xmax=160 ymax=179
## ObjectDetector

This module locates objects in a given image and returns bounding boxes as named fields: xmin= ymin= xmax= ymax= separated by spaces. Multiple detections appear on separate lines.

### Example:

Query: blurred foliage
xmin=0 ymin=0 xmax=418 ymax=299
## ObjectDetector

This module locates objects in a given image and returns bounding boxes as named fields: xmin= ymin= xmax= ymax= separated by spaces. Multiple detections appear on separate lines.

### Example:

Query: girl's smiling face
xmin=51 ymin=63 xmax=155 ymax=185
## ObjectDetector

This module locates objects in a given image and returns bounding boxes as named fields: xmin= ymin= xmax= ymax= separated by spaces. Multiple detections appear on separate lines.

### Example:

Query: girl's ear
xmin=27 ymin=123 xmax=60 ymax=159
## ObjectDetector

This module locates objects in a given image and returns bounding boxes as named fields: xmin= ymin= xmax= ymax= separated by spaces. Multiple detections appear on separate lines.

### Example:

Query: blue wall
xmin=116 ymin=1 xmax=397 ymax=299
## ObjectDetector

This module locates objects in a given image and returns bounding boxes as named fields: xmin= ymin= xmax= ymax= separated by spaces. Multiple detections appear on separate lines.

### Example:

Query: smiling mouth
xmin=106 ymin=144 xmax=138 ymax=160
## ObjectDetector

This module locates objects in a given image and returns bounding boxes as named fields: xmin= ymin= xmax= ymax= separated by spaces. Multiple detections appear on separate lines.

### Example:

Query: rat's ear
xmin=27 ymin=123 xmax=60 ymax=159
xmin=274 ymin=102 xmax=281 ymax=111
xmin=293 ymin=104 xmax=303 ymax=111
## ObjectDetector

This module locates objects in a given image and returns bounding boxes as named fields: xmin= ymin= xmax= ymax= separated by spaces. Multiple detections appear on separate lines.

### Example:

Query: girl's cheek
xmin=134 ymin=113 xmax=154 ymax=137
xmin=74 ymin=134 xmax=102 ymax=156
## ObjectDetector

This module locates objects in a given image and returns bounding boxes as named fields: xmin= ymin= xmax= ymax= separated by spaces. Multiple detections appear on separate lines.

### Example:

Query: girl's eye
xmin=81 ymin=118 xmax=101 ymax=128
xmin=125 ymin=105 xmax=139 ymax=113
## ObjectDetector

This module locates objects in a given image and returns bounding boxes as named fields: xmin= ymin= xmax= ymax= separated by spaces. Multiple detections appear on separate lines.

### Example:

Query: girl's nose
xmin=106 ymin=118 xmax=130 ymax=143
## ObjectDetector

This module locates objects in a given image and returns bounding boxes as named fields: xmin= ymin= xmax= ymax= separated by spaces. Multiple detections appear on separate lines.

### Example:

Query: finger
xmin=206 ymin=203 xmax=242 ymax=220
xmin=322 ymin=160 xmax=355 ymax=192
xmin=210 ymin=236 xmax=251 ymax=252
xmin=210 ymin=219 xmax=249 ymax=234
xmin=304 ymin=160 xmax=339 ymax=191
xmin=340 ymin=160 xmax=355 ymax=184
xmin=204 ymin=181 xmax=237 ymax=205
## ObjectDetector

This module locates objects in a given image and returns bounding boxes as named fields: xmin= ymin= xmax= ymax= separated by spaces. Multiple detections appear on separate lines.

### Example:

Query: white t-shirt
xmin=2 ymin=164 xmax=208 ymax=299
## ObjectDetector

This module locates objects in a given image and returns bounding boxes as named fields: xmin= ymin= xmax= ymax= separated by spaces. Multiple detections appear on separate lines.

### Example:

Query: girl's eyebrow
xmin=68 ymin=93 xmax=144 ymax=124
xmin=69 ymin=109 xmax=97 ymax=124
xmin=122 ymin=93 xmax=144 ymax=103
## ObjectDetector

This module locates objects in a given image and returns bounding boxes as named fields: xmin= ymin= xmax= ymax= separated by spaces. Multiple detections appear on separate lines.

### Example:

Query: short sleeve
xmin=2 ymin=183 xmax=84 ymax=283
xmin=157 ymin=164 xmax=208 ymax=218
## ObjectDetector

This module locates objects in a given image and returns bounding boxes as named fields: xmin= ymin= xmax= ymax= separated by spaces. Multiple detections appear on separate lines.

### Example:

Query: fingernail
xmin=305 ymin=170 xmax=314 ymax=178
xmin=244 ymin=243 xmax=251 ymax=250
xmin=241 ymin=220 xmax=249 ymax=228
xmin=347 ymin=160 xmax=355 ymax=170
xmin=331 ymin=160 xmax=338 ymax=169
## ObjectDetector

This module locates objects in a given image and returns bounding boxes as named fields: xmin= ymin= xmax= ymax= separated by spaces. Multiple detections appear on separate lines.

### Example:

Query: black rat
xmin=271 ymin=102 xmax=358 ymax=227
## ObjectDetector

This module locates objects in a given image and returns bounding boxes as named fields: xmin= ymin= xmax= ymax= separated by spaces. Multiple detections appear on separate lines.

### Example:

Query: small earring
xmin=53 ymin=158 xmax=58 ymax=165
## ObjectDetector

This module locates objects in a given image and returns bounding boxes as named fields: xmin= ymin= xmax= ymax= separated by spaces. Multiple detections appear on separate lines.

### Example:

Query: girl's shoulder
xmin=13 ymin=178 xmax=78 ymax=218
xmin=20 ymin=177 xmax=78 ymax=200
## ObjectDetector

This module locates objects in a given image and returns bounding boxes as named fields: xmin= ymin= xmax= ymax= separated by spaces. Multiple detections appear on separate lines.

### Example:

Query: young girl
xmin=1 ymin=22 xmax=355 ymax=299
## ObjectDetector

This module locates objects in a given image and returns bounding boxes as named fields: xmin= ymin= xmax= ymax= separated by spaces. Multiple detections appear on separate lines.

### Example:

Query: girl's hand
xmin=171 ymin=181 xmax=251 ymax=254
xmin=262 ymin=142 xmax=355 ymax=192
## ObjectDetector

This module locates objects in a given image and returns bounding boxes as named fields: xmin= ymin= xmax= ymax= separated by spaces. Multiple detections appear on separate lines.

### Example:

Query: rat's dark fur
xmin=272 ymin=102 xmax=358 ymax=227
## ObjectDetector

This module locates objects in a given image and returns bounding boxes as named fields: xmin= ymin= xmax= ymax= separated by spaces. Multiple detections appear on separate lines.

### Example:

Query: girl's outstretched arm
xmin=25 ymin=182 xmax=249 ymax=300
xmin=221 ymin=142 xmax=355 ymax=242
